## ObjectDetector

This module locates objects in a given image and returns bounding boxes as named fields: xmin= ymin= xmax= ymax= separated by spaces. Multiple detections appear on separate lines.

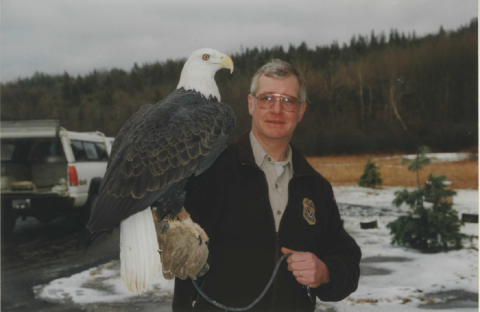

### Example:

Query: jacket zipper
xmin=273 ymin=177 xmax=304 ymax=311
xmin=257 ymin=170 xmax=278 ymax=311
xmin=271 ymin=179 xmax=294 ymax=311
xmin=245 ymin=163 xmax=284 ymax=311
xmin=271 ymin=232 xmax=281 ymax=311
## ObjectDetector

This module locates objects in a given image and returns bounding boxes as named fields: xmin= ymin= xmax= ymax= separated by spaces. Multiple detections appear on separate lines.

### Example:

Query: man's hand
xmin=155 ymin=218 xmax=209 ymax=281
xmin=282 ymin=247 xmax=329 ymax=288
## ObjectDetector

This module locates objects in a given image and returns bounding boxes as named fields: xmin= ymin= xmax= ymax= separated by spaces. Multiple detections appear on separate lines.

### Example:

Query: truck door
xmin=69 ymin=140 xmax=108 ymax=207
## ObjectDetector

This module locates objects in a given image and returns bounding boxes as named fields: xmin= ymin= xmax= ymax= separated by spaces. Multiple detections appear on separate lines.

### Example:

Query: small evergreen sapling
xmin=401 ymin=146 xmax=431 ymax=186
xmin=358 ymin=158 xmax=382 ymax=188
xmin=387 ymin=147 xmax=473 ymax=251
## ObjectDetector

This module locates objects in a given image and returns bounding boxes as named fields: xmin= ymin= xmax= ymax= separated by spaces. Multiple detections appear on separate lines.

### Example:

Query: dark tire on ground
xmin=78 ymin=194 xmax=97 ymax=228
xmin=35 ymin=215 xmax=53 ymax=224
xmin=2 ymin=211 xmax=17 ymax=239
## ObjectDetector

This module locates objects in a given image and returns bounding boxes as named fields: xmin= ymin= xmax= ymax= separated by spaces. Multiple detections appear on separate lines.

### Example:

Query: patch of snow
xmin=378 ymin=152 xmax=475 ymax=163
xmin=34 ymin=261 xmax=174 ymax=305
xmin=335 ymin=185 xmax=479 ymax=216
xmin=330 ymin=213 xmax=478 ymax=312
xmin=34 ymin=186 xmax=478 ymax=311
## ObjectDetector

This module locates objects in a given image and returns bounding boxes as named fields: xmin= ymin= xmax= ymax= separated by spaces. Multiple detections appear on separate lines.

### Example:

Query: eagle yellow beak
xmin=220 ymin=54 xmax=234 ymax=74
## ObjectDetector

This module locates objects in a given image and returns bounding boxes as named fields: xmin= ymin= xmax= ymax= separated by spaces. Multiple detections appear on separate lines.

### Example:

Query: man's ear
xmin=297 ymin=102 xmax=306 ymax=122
xmin=248 ymin=94 xmax=254 ymax=115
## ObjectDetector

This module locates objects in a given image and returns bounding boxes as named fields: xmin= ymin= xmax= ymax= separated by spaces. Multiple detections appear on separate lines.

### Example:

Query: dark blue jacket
xmin=173 ymin=130 xmax=361 ymax=311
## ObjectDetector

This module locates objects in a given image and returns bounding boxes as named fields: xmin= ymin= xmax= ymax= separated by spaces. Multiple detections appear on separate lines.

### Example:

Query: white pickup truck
xmin=1 ymin=120 xmax=115 ymax=237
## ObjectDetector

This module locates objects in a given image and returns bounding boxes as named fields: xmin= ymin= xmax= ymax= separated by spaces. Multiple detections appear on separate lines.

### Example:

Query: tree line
xmin=2 ymin=18 xmax=477 ymax=155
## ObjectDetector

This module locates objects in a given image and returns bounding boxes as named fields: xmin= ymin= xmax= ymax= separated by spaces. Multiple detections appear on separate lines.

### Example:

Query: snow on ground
xmin=33 ymin=260 xmax=175 ymax=305
xmin=326 ymin=186 xmax=478 ymax=312
xmin=34 ymin=186 xmax=479 ymax=311
xmin=374 ymin=152 xmax=475 ymax=163
xmin=336 ymin=186 xmax=479 ymax=215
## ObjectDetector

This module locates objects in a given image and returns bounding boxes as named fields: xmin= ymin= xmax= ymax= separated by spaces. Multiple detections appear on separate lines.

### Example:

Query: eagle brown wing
xmin=86 ymin=88 xmax=235 ymax=232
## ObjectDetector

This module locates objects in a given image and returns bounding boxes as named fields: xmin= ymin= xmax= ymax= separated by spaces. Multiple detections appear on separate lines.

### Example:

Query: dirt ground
xmin=306 ymin=154 xmax=478 ymax=190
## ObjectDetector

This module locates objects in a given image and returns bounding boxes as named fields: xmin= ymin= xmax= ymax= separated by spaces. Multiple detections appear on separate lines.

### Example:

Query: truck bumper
xmin=1 ymin=193 xmax=75 ymax=220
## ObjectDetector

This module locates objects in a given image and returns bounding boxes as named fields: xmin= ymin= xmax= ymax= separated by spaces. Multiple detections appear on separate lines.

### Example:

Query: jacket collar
xmin=237 ymin=130 xmax=320 ymax=178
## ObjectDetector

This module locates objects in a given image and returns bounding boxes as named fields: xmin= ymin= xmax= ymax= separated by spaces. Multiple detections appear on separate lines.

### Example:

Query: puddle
xmin=362 ymin=256 xmax=412 ymax=263
xmin=418 ymin=289 xmax=478 ymax=310
xmin=360 ymin=256 xmax=412 ymax=276
xmin=360 ymin=266 xmax=391 ymax=276
xmin=338 ymin=203 xmax=406 ymax=217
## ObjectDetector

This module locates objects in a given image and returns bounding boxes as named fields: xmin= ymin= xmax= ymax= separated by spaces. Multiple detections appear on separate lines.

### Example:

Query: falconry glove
xmin=155 ymin=217 xmax=209 ymax=280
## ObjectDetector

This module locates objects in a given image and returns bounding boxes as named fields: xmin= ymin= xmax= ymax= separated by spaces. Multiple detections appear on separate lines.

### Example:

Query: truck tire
xmin=78 ymin=178 xmax=101 ymax=228
xmin=2 ymin=210 xmax=17 ymax=239
xmin=36 ymin=215 xmax=54 ymax=224
xmin=78 ymin=193 xmax=96 ymax=228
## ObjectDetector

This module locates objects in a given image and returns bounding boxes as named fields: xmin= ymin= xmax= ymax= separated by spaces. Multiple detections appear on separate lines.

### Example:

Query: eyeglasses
xmin=254 ymin=93 xmax=301 ymax=112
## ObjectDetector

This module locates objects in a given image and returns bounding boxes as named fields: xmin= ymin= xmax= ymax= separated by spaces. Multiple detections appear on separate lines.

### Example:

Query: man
xmin=172 ymin=59 xmax=361 ymax=311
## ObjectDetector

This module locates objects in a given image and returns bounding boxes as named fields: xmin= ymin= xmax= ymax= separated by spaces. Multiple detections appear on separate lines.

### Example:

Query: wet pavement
xmin=418 ymin=289 xmax=479 ymax=310
xmin=360 ymin=256 xmax=413 ymax=276
xmin=1 ymin=215 xmax=172 ymax=311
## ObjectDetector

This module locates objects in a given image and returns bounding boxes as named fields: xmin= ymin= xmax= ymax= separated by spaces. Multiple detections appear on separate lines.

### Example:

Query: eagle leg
xmin=152 ymin=179 xmax=188 ymax=221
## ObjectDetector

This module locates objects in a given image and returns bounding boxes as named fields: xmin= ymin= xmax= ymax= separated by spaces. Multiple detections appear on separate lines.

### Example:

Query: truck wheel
xmin=36 ymin=216 xmax=53 ymax=224
xmin=79 ymin=194 xmax=97 ymax=228
xmin=2 ymin=211 xmax=17 ymax=239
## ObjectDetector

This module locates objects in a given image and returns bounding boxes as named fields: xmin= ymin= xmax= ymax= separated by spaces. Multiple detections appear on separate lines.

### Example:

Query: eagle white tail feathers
xmin=120 ymin=208 xmax=161 ymax=293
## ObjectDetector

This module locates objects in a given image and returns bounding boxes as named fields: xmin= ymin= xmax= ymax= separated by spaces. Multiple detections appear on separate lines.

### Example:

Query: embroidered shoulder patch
xmin=302 ymin=198 xmax=316 ymax=225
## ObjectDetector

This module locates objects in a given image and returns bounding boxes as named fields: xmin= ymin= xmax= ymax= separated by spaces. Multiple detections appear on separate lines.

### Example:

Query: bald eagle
xmin=80 ymin=48 xmax=235 ymax=292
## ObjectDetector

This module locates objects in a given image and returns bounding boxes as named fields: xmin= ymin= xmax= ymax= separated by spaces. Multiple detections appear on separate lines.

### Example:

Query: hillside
xmin=2 ymin=18 xmax=477 ymax=155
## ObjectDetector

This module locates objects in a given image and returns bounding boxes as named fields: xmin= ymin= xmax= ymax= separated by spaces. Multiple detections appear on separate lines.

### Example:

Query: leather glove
xmin=155 ymin=217 xmax=209 ymax=280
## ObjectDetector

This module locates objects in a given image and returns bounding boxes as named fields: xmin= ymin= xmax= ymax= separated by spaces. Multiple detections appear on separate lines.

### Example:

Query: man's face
xmin=248 ymin=74 xmax=306 ymax=143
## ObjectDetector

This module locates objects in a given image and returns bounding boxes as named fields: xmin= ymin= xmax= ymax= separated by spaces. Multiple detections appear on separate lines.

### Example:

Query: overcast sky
xmin=1 ymin=0 xmax=477 ymax=83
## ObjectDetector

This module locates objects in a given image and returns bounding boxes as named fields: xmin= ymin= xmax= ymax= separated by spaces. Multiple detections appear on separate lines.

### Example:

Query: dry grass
xmin=306 ymin=155 xmax=478 ymax=190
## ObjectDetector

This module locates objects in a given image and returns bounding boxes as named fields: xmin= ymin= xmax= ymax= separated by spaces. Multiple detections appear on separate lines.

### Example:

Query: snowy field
xmin=34 ymin=185 xmax=479 ymax=311
xmin=374 ymin=152 xmax=474 ymax=163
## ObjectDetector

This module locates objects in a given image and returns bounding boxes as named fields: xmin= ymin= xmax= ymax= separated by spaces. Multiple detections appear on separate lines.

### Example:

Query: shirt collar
xmin=249 ymin=131 xmax=292 ymax=168
xmin=237 ymin=129 xmax=320 ymax=178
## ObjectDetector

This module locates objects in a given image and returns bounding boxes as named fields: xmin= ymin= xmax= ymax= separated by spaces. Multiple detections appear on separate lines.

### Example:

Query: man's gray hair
xmin=250 ymin=59 xmax=307 ymax=103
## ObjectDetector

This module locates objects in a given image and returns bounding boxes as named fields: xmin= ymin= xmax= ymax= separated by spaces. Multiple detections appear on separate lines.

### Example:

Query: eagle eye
xmin=202 ymin=54 xmax=210 ymax=61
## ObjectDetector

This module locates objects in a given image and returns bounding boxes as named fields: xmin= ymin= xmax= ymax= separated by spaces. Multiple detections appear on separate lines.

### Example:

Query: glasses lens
xmin=280 ymin=95 xmax=299 ymax=112
xmin=256 ymin=94 xmax=300 ymax=112
xmin=256 ymin=94 xmax=273 ymax=109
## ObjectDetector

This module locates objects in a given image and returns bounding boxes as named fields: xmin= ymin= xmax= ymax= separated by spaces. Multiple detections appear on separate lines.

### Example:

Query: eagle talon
xmin=162 ymin=223 xmax=170 ymax=234
xmin=157 ymin=219 xmax=171 ymax=234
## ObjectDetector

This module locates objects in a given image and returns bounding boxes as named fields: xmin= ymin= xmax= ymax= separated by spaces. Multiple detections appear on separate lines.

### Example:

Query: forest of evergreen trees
xmin=2 ymin=18 xmax=477 ymax=156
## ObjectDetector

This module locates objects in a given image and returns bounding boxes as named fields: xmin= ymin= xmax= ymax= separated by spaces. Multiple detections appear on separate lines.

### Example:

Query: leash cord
xmin=192 ymin=253 xmax=292 ymax=311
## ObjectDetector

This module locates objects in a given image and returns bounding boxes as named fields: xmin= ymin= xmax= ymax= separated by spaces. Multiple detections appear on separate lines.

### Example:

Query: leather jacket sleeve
xmin=314 ymin=184 xmax=361 ymax=301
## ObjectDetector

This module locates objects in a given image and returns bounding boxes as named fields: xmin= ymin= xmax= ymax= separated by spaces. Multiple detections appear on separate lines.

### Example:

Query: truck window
xmin=32 ymin=141 xmax=65 ymax=159
xmin=71 ymin=140 xmax=108 ymax=162
xmin=94 ymin=143 xmax=108 ymax=160
xmin=83 ymin=142 xmax=99 ymax=160
xmin=1 ymin=143 xmax=15 ymax=161
xmin=71 ymin=141 xmax=87 ymax=161
xmin=1 ymin=139 xmax=65 ymax=163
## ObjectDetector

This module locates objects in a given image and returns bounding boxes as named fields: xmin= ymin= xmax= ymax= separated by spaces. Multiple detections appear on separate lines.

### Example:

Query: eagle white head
xmin=177 ymin=48 xmax=234 ymax=101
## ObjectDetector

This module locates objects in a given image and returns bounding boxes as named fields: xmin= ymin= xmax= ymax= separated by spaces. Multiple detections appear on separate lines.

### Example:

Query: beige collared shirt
xmin=250 ymin=132 xmax=293 ymax=232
